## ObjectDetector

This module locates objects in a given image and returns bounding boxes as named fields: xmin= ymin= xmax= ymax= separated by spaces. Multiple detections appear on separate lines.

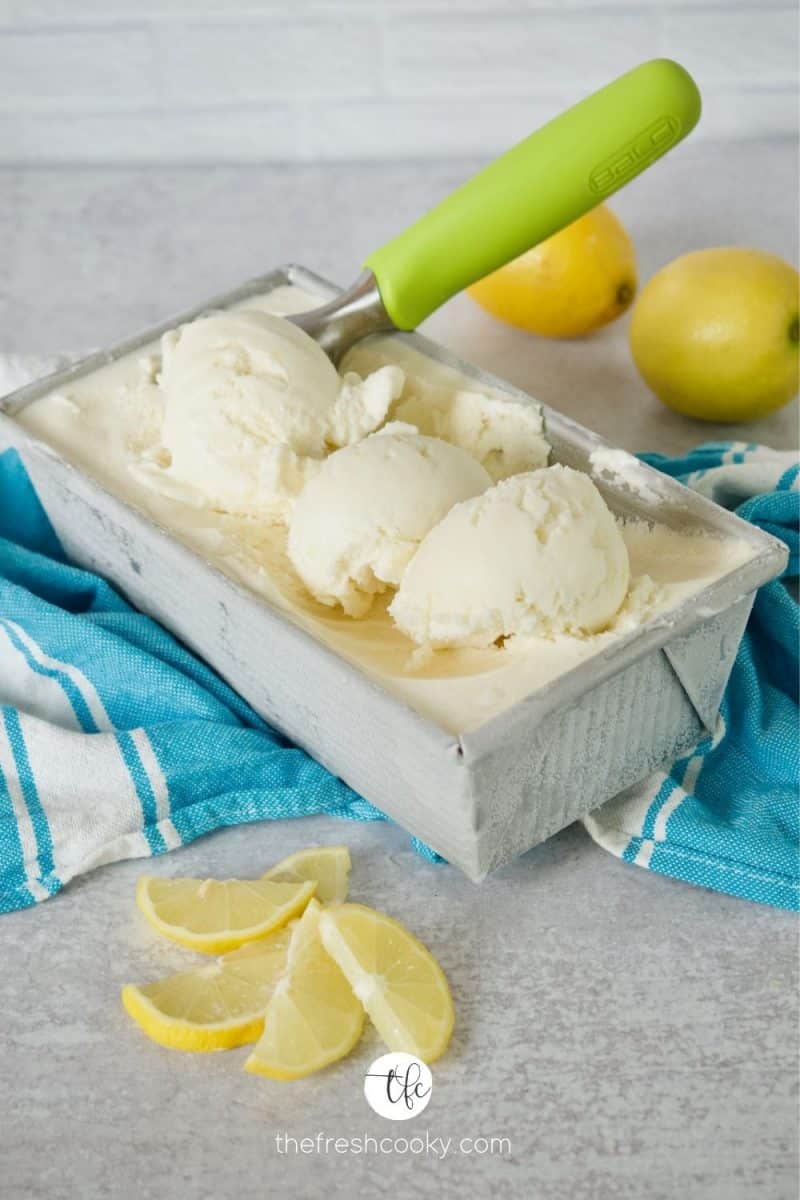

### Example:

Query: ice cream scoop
xmin=392 ymin=385 xmax=549 ymax=483
xmin=287 ymin=430 xmax=491 ymax=617
xmin=159 ymin=308 xmax=402 ymax=517
xmin=389 ymin=465 xmax=630 ymax=647
xmin=288 ymin=60 xmax=701 ymax=362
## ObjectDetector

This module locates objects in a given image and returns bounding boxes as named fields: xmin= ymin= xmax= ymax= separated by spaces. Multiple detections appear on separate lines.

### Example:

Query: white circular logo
xmin=363 ymin=1052 xmax=433 ymax=1120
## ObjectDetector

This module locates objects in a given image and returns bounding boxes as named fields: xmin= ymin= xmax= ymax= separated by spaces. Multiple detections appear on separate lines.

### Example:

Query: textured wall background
xmin=0 ymin=1 xmax=796 ymax=162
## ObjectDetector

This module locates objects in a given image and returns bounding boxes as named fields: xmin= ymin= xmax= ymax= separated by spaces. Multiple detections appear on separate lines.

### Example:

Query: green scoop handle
xmin=364 ymin=58 xmax=701 ymax=330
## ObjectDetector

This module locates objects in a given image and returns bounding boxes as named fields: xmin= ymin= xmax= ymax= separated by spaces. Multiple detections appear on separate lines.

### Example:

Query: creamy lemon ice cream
xmin=390 ymin=465 xmax=630 ymax=648
xmin=15 ymin=283 xmax=756 ymax=734
xmin=159 ymin=308 xmax=402 ymax=518
xmin=287 ymin=429 xmax=491 ymax=617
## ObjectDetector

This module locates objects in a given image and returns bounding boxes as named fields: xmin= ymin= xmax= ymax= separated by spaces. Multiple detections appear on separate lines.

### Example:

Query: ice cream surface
xmin=390 ymin=465 xmax=630 ymax=648
xmin=15 ymin=282 xmax=756 ymax=733
xmin=159 ymin=308 xmax=403 ymax=518
xmin=288 ymin=429 xmax=491 ymax=617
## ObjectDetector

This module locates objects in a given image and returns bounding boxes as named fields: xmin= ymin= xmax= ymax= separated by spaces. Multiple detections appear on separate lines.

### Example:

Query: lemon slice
xmin=121 ymin=926 xmax=292 ymax=1052
xmin=264 ymin=845 xmax=351 ymax=905
xmin=245 ymin=899 xmax=364 ymax=1080
xmin=319 ymin=903 xmax=454 ymax=1063
xmin=136 ymin=874 xmax=315 ymax=954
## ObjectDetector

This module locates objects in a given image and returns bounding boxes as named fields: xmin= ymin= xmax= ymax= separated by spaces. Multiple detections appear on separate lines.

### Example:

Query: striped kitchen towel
xmin=1 ymin=443 xmax=430 ymax=913
xmin=584 ymin=443 xmax=799 ymax=911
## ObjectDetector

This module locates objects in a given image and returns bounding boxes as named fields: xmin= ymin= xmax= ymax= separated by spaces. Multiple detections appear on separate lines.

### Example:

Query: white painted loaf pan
xmin=0 ymin=265 xmax=788 ymax=881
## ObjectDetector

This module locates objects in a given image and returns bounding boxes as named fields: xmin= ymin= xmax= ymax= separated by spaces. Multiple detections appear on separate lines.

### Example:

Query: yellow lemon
xmin=468 ymin=205 xmax=637 ymax=338
xmin=264 ymin=845 xmax=351 ymax=905
xmin=135 ymin=874 xmax=315 ymax=954
xmin=121 ymin=926 xmax=293 ymax=1052
xmin=319 ymin=902 xmax=454 ymax=1063
xmin=244 ymin=900 xmax=364 ymax=1080
xmin=630 ymin=248 xmax=799 ymax=422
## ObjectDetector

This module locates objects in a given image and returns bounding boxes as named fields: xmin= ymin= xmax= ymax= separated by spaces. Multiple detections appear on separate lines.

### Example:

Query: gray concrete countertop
xmin=0 ymin=142 xmax=797 ymax=1200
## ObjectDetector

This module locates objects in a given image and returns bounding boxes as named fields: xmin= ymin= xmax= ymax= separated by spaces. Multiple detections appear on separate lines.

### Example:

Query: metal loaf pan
xmin=0 ymin=265 xmax=788 ymax=881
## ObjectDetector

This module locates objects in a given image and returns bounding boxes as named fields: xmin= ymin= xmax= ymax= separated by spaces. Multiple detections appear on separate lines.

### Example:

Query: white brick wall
xmin=0 ymin=1 xmax=794 ymax=162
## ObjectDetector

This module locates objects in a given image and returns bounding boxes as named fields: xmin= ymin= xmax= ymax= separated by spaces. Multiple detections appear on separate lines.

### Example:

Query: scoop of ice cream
xmin=390 ymin=465 xmax=630 ymax=647
xmin=343 ymin=337 xmax=549 ymax=481
xmin=395 ymin=388 xmax=549 ymax=481
xmin=287 ymin=431 xmax=491 ymax=617
xmin=158 ymin=309 xmax=402 ymax=517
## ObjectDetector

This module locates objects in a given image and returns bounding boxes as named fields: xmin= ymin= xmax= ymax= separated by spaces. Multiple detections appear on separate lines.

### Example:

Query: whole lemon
xmin=630 ymin=248 xmax=799 ymax=422
xmin=467 ymin=205 xmax=637 ymax=338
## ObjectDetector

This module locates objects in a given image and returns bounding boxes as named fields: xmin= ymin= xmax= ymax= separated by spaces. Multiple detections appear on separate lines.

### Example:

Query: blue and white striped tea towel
xmin=1 ymin=352 xmax=797 ymax=915
xmin=584 ymin=443 xmax=799 ymax=911
xmin=1 ymin=444 xmax=433 ymax=913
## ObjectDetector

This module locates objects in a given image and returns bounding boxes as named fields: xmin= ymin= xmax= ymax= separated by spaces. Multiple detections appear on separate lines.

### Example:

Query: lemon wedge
xmin=319 ymin=903 xmax=454 ymax=1063
xmin=136 ymin=874 xmax=315 ymax=954
xmin=245 ymin=899 xmax=364 ymax=1080
xmin=121 ymin=926 xmax=292 ymax=1051
xmin=264 ymin=845 xmax=351 ymax=905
